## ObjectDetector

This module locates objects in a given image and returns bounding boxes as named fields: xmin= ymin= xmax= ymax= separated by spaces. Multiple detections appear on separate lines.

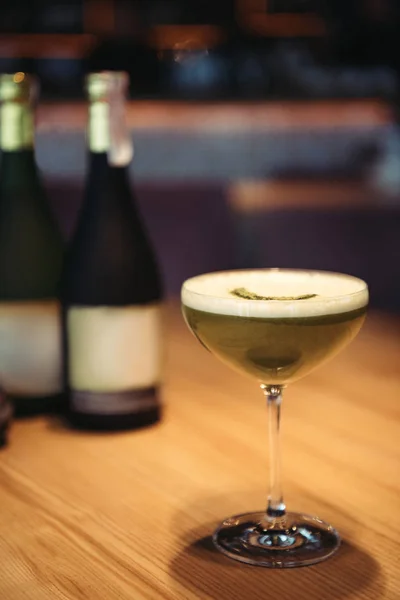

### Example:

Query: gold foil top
xmin=88 ymin=101 xmax=109 ymax=153
xmin=86 ymin=71 xmax=129 ymax=102
xmin=0 ymin=72 xmax=38 ymax=103
xmin=86 ymin=71 xmax=132 ymax=165
xmin=0 ymin=73 xmax=37 ymax=151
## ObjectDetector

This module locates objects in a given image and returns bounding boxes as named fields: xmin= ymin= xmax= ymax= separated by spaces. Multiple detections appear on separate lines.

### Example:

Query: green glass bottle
xmin=0 ymin=73 xmax=64 ymax=416
xmin=62 ymin=72 xmax=163 ymax=431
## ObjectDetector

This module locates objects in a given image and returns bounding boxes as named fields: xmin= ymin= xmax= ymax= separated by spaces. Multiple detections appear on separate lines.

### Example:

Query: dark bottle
xmin=0 ymin=73 xmax=64 ymax=416
xmin=0 ymin=391 xmax=12 ymax=447
xmin=62 ymin=71 xmax=163 ymax=431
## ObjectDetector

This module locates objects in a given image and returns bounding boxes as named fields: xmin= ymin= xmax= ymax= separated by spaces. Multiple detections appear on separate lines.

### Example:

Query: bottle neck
xmin=0 ymin=149 xmax=38 ymax=180
xmin=83 ymin=96 xmax=135 ymax=216
xmin=88 ymin=101 xmax=110 ymax=153
xmin=86 ymin=152 xmax=129 ymax=184
xmin=81 ymin=153 xmax=140 ymax=239
xmin=0 ymin=101 xmax=34 ymax=151
xmin=87 ymin=97 xmax=132 ymax=166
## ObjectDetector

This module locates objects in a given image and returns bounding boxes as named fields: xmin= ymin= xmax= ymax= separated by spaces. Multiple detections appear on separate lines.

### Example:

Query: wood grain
xmin=0 ymin=304 xmax=398 ymax=599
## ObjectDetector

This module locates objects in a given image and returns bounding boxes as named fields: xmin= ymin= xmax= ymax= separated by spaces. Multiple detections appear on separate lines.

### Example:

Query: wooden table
xmin=0 ymin=304 xmax=399 ymax=600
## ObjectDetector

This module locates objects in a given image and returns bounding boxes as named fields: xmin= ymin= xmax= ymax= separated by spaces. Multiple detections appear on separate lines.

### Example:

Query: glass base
xmin=213 ymin=511 xmax=340 ymax=568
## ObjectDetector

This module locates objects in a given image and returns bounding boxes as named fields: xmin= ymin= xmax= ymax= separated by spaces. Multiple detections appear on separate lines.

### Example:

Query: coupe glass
xmin=181 ymin=269 xmax=368 ymax=568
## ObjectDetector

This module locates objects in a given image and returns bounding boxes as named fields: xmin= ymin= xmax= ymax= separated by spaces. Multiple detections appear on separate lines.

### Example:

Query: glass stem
xmin=262 ymin=384 xmax=286 ymax=518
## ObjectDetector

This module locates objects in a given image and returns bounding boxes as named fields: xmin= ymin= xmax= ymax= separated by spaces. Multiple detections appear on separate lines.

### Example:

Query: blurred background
xmin=1 ymin=0 xmax=400 ymax=309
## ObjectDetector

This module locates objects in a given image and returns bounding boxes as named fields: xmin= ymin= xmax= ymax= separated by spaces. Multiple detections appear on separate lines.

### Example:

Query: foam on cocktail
xmin=182 ymin=269 xmax=368 ymax=319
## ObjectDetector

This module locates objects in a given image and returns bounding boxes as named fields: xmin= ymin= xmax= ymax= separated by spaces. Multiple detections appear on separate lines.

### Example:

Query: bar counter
xmin=35 ymin=100 xmax=390 ymax=181
xmin=0 ymin=303 xmax=398 ymax=599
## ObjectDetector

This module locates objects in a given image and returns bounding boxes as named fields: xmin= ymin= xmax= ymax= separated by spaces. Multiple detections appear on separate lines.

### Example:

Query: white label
xmin=0 ymin=301 xmax=62 ymax=396
xmin=68 ymin=304 xmax=162 ymax=392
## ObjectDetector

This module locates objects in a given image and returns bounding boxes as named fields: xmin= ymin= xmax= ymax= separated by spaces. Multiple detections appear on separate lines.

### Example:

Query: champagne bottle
xmin=62 ymin=71 xmax=163 ymax=431
xmin=0 ymin=391 xmax=12 ymax=447
xmin=0 ymin=73 xmax=64 ymax=416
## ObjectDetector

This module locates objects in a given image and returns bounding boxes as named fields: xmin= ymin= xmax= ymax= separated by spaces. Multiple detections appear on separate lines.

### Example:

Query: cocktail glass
xmin=181 ymin=269 xmax=368 ymax=567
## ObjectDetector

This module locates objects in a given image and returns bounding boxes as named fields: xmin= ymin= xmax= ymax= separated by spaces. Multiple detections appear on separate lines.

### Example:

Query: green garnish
xmin=230 ymin=287 xmax=318 ymax=301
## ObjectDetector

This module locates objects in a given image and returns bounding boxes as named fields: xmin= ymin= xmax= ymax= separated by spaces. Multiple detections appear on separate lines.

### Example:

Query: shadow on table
xmin=169 ymin=496 xmax=385 ymax=600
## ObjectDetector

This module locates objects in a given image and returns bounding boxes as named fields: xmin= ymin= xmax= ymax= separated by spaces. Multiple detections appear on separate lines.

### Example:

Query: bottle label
xmin=0 ymin=301 xmax=62 ymax=396
xmin=0 ymin=102 xmax=34 ymax=151
xmin=67 ymin=303 xmax=162 ymax=393
xmin=70 ymin=388 xmax=159 ymax=415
